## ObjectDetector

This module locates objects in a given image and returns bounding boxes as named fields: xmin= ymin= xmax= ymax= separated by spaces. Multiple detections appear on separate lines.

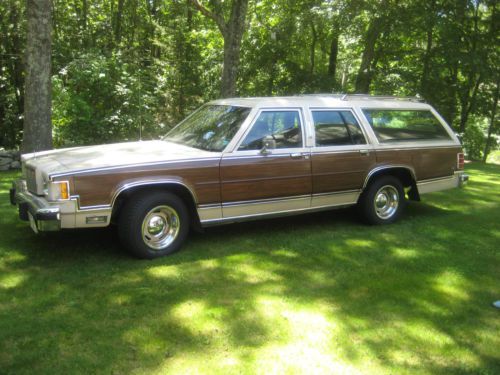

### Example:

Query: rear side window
xmin=312 ymin=110 xmax=366 ymax=146
xmin=362 ymin=109 xmax=451 ymax=143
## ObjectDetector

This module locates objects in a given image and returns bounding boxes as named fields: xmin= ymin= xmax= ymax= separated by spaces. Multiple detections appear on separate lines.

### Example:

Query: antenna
xmin=138 ymin=75 xmax=142 ymax=141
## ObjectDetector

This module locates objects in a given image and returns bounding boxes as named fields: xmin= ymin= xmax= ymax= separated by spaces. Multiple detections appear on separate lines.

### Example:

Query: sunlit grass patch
xmin=0 ymin=163 xmax=499 ymax=374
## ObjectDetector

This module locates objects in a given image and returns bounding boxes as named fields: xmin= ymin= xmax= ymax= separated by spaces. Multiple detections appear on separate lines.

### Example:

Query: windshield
xmin=164 ymin=105 xmax=251 ymax=151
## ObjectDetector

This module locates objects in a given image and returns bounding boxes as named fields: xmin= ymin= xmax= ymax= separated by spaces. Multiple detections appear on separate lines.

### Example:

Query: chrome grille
xmin=25 ymin=167 xmax=37 ymax=193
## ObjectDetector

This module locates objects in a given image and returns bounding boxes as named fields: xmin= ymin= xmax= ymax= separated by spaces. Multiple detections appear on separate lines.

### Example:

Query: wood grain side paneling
xmin=72 ymin=159 xmax=220 ymax=207
xmin=311 ymin=151 xmax=376 ymax=193
xmin=375 ymin=146 xmax=461 ymax=180
xmin=220 ymin=155 xmax=312 ymax=202
xmin=412 ymin=147 xmax=461 ymax=180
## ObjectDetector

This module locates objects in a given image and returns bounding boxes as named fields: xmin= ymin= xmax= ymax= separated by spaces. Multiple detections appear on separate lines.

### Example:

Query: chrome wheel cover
xmin=141 ymin=205 xmax=180 ymax=250
xmin=374 ymin=185 xmax=399 ymax=220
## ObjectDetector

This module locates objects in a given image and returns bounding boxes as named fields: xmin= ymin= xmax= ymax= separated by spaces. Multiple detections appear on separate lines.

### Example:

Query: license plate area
xmin=28 ymin=212 xmax=39 ymax=234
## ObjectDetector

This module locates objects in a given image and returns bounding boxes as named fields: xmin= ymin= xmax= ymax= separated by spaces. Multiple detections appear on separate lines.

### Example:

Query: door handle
xmin=359 ymin=149 xmax=370 ymax=156
xmin=290 ymin=153 xmax=310 ymax=160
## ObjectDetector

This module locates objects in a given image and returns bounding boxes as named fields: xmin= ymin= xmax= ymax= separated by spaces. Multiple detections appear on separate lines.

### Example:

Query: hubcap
xmin=141 ymin=205 xmax=180 ymax=250
xmin=374 ymin=185 xmax=399 ymax=220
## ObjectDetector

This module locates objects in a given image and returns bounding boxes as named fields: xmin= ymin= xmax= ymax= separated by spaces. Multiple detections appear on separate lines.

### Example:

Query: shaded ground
xmin=0 ymin=163 xmax=499 ymax=374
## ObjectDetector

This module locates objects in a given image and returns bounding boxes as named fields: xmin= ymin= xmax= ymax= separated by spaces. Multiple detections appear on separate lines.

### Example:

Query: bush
xmin=52 ymin=53 xmax=169 ymax=147
xmin=460 ymin=117 xmax=495 ymax=161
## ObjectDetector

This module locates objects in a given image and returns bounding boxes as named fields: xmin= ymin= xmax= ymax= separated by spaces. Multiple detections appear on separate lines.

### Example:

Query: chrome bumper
xmin=10 ymin=179 xmax=61 ymax=232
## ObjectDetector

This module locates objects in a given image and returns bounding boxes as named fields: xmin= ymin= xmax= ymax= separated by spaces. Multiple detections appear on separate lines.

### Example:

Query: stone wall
xmin=0 ymin=149 xmax=21 ymax=171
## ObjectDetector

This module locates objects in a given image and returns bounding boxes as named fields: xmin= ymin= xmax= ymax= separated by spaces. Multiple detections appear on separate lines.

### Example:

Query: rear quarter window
xmin=362 ymin=109 xmax=451 ymax=143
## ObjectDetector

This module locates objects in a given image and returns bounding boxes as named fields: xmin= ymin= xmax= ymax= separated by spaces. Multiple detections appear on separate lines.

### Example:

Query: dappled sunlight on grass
xmin=0 ymin=163 xmax=499 ymax=374
xmin=147 ymin=264 xmax=182 ymax=279
xmin=433 ymin=270 xmax=470 ymax=301
xmin=344 ymin=238 xmax=376 ymax=248
xmin=391 ymin=247 xmax=419 ymax=259
xmin=0 ymin=272 xmax=26 ymax=289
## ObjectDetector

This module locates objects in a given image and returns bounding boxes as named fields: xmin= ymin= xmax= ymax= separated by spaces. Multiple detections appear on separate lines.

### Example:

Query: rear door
xmin=308 ymin=108 xmax=376 ymax=208
xmin=220 ymin=108 xmax=312 ymax=218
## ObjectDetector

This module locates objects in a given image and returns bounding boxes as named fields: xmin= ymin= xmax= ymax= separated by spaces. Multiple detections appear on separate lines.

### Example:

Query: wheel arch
xmin=362 ymin=165 xmax=420 ymax=201
xmin=110 ymin=180 xmax=201 ymax=230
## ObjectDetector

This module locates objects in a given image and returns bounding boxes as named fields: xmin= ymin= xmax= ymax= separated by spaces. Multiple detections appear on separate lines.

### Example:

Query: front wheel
xmin=118 ymin=191 xmax=189 ymax=259
xmin=358 ymin=176 xmax=405 ymax=225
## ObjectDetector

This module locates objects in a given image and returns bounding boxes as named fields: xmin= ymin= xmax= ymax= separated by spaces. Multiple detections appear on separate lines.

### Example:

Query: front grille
xmin=25 ymin=167 xmax=37 ymax=193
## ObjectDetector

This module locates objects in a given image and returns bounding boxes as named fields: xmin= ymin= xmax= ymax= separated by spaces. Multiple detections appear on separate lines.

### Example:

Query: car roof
xmin=210 ymin=95 xmax=432 ymax=110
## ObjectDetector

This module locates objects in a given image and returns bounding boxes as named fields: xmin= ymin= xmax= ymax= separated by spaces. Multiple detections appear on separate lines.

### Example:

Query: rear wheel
xmin=359 ymin=176 xmax=405 ymax=225
xmin=118 ymin=191 xmax=189 ymax=259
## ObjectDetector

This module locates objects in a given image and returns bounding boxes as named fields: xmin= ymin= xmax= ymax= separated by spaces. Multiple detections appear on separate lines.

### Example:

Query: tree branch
xmin=188 ymin=0 xmax=226 ymax=34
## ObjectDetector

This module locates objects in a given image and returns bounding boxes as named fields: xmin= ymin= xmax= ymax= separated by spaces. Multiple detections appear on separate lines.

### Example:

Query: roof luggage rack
xmin=299 ymin=93 xmax=425 ymax=103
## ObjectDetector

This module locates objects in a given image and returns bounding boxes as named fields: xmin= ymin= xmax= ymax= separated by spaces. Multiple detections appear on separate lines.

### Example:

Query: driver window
xmin=238 ymin=110 xmax=303 ymax=150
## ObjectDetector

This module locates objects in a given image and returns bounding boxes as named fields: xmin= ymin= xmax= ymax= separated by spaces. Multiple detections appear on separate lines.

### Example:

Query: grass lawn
xmin=0 ymin=162 xmax=499 ymax=374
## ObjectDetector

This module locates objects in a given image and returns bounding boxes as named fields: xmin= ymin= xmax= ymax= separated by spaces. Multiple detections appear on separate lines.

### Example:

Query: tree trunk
xmin=221 ymin=32 xmax=242 ymax=98
xmin=483 ymin=79 xmax=499 ymax=162
xmin=23 ymin=0 xmax=52 ymax=153
xmin=328 ymin=27 xmax=339 ymax=88
xmin=458 ymin=0 xmax=482 ymax=133
xmin=458 ymin=75 xmax=481 ymax=133
xmin=420 ymin=0 xmax=436 ymax=96
xmin=220 ymin=0 xmax=248 ymax=98
xmin=309 ymin=20 xmax=317 ymax=75
xmin=189 ymin=0 xmax=248 ymax=98
xmin=81 ymin=0 xmax=88 ymax=46
xmin=355 ymin=16 xmax=384 ymax=93
xmin=115 ymin=0 xmax=124 ymax=45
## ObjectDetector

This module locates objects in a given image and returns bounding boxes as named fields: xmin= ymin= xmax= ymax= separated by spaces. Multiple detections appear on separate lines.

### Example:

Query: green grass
xmin=1 ymin=163 xmax=499 ymax=374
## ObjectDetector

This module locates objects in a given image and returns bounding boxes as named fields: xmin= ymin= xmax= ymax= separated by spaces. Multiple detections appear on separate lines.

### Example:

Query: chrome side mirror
xmin=260 ymin=136 xmax=276 ymax=155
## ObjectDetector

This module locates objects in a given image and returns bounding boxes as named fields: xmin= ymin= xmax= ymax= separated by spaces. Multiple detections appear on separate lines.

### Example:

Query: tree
xmin=22 ymin=0 xmax=52 ymax=152
xmin=189 ymin=0 xmax=249 ymax=97
xmin=354 ymin=0 xmax=390 ymax=93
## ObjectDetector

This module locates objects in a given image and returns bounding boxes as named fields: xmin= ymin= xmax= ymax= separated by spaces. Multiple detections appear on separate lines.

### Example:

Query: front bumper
xmin=10 ymin=180 xmax=61 ymax=232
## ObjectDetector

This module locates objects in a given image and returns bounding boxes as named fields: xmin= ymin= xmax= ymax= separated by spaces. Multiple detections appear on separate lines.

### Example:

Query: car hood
xmin=22 ymin=140 xmax=219 ymax=178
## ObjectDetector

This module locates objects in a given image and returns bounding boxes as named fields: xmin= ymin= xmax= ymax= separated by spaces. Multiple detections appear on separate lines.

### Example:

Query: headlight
xmin=46 ymin=181 xmax=70 ymax=201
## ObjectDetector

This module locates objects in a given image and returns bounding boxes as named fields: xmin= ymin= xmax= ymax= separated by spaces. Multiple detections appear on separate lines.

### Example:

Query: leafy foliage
xmin=0 ymin=0 xmax=498 ymax=157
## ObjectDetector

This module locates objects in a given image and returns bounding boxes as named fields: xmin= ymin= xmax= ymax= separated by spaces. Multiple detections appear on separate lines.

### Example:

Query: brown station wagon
xmin=10 ymin=95 xmax=468 ymax=258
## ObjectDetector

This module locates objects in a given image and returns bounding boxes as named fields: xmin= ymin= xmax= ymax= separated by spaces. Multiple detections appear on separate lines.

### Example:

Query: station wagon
xmin=10 ymin=95 xmax=468 ymax=258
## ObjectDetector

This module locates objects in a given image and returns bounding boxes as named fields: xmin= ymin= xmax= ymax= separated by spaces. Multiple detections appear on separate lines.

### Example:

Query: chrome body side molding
xmin=197 ymin=204 xmax=223 ymax=222
xmin=311 ymin=190 xmax=360 ymax=209
xmin=362 ymin=165 xmax=417 ymax=190
xmin=222 ymin=195 xmax=311 ymax=219
xmin=109 ymin=179 xmax=199 ymax=208
xmin=48 ymin=157 xmax=222 ymax=180
xmin=199 ymin=190 xmax=361 ymax=227
xmin=73 ymin=178 xmax=198 ymax=211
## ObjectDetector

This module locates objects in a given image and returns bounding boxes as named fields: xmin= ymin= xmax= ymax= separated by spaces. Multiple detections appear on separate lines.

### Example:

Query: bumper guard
xmin=11 ymin=180 xmax=61 ymax=232
xmin=459 ymin=173 xmax=469 ymax=187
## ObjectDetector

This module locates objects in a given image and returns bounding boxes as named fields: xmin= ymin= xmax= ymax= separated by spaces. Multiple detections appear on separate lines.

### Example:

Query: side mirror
xmin=260 ymin=136 xmax=276 ymax=155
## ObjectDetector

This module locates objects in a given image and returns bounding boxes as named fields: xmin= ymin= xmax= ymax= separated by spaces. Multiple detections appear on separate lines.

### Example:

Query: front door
xmin=220 ymin=109 xmax=312 ymax=218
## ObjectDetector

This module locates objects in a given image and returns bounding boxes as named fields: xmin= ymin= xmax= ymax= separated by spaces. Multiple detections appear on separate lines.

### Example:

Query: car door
xmin=220 ymin=108 xmax=312 ymax=218
xmin=308 ymin=108 xmax=376 ymax=208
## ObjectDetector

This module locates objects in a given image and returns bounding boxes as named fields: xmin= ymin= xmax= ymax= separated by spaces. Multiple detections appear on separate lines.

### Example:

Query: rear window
xmin=362 ymin=109 xmax=451 ymax=143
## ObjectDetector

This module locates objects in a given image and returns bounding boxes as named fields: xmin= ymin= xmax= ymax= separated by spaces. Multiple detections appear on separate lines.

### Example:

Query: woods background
xmin=0 ymin=0 xmax=498 ymax=159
